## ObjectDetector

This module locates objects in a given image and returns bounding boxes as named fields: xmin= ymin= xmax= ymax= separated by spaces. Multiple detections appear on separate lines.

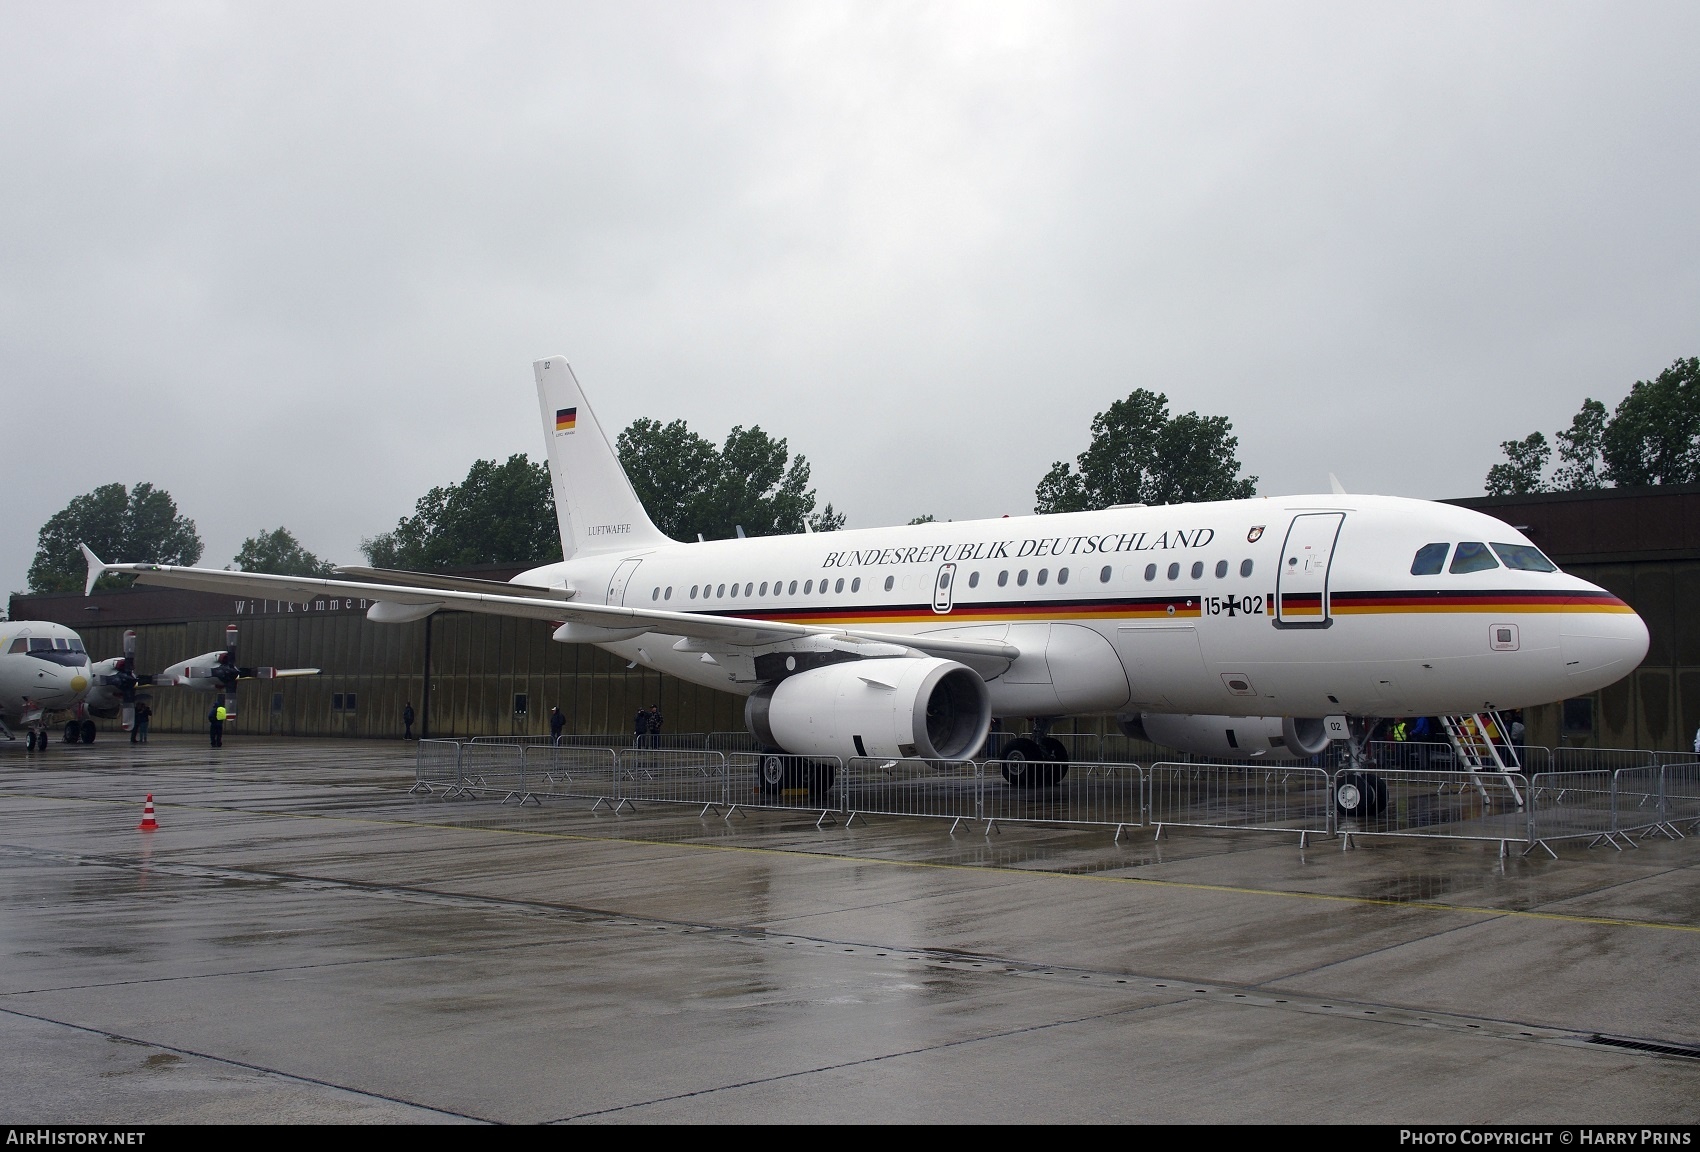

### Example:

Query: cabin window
xmin=1190 ymin=561 xmax=1204 ymax=580
xmin=969 ymin=571 xmax=980 ymax=588
xmin=804 ymin=580 xmax=813 ymax=594
xmin=1449 ymin=542 xmax=1499 ymax=574
xmin=1144 ymin=564 xmax=1156 ymax=581
xmin=717 ymin=583 xmax=726 ymax=597
xmin=1036 ymin=568 xmax=1048 ymax=585
xmin=1410 ymin=543 xmax=1449 ymax=575
xmin=851 ymin=577 xmax=861 ymax=592
xmin=788 ymin=580 xmax=798 ymax=594
xmin=729 ymin=583 xmax=739 ymax=598
xmin=651 ymin=587 xmax=659 ymax=601
xmin=1016 ymin=570 xmax=1028 ymax=586
xmin=1240 ymin=559 xmax=1254 ymax=578
xmin=884 ymin=575 xmax=894 ymax=591
xmin=689 ymin=585 xmax=699 ymax=598
xmin=1166 ymin=562 xmax=1180 ymax=580
xmin=664 ymin=586 xmax=672 ymax=600
xmin=1492 ymin=542 xmax=1558 ymax=573
xmin=1100 ymin=565 xmax=1112 ymax=583
xmin=759 ymin=582 xmax=768 ymax=595
xmin=998 ymin=571 xmax=1009 ymax=587
xmin=833 ymin=578 xmax=844 ymax=593
xmin=1057 ymin=567 xmax=1068 ymax=585
xmin=1215 ymin=560 xmax=1228 ymax=579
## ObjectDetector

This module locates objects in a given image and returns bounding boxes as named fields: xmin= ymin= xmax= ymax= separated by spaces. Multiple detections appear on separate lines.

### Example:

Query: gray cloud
xmin=3 ymin=2 xmax=1697 ymax=594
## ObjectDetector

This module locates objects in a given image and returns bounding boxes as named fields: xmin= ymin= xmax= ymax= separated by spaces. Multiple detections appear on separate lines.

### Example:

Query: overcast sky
xmin=3 ymin=2 xmax=1697 ymax=595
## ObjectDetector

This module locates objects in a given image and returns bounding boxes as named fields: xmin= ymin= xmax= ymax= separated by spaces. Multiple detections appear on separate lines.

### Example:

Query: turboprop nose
xmin=1559 ymin=591 xmax=1649 ymax=694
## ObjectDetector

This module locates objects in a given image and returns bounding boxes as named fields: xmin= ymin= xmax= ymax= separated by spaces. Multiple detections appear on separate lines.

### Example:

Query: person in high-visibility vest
xmin=208 ymin=701 xmax=227 ymax=748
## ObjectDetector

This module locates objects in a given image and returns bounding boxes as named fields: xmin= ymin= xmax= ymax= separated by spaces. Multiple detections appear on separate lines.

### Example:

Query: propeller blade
xmin=225 ymin=624 xmax=238 ymax=656
xmin=122 ymin=704 xmax=135 ymax=732
xmin=123 ymin=629 xmax=137 ymax=664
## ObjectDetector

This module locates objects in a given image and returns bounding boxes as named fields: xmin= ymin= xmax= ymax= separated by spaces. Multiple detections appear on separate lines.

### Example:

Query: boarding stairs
xmin=1440 ymin=712 xmax=1525 ymax=808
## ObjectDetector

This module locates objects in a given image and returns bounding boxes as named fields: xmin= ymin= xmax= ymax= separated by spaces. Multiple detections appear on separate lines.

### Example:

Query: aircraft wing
xmin=330 ymin=565 xmax=577 ymax=600
xmin=81 ymin=548 xmax=1020 ymax=664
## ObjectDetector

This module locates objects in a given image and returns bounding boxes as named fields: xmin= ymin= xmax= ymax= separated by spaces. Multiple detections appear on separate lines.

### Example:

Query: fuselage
xmin=511 ymin=493 xmax=1647 ymax=720
xmin=0 ymin=621 xmax=92 ymax=724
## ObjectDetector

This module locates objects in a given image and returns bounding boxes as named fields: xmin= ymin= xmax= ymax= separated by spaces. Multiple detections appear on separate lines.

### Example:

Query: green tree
xmin=361 ymin=454 xmax=561 ymax=571
xmin=1552 ymin=398 xmax=1608 ymax=491
xmin=29 ymin=482 xmax=202 ymax=593
xmin=616 ymin=420 xmax=844 ymax=540
xmin=1482 ymin=357 xmax=1699 ymax=495
xmin=1601 ymin=357 xmax=1700 ymax=487
xmin=1484 ymin=432 xmax=1551 ymax=496
xmin=231 ymin=528 xmax=335 ymax=576
xmin=1035 ymin=389 xmax=1258 ymax=512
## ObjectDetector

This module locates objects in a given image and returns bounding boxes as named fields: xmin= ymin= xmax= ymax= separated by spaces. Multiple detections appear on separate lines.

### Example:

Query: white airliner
xmin=82 ymin=356 xmax=1649 ymax=798
xmin=0 ymin=620 xmax=93 ymax=748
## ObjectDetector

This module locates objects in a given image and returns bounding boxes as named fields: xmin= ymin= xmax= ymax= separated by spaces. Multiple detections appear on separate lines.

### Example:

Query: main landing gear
xmin=999 ymin=724 xmax=1070 ymax=788
xmin=62 ymin=720 xmax=96 ymax=744
xmin=758 ymin=753 xmax=837 ymax=796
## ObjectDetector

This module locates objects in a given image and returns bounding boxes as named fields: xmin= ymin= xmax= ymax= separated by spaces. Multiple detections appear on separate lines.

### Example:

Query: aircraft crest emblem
xmin=1247 ymin=526 xmax=1265 ymax=543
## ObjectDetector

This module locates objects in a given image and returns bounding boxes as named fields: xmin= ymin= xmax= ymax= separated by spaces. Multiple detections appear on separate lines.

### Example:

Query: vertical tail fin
xmin=534 ymin=357 xmax=673 ymax=560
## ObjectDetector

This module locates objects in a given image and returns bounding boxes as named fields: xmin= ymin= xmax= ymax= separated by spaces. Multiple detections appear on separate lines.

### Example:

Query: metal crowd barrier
xmin=1333 ymin=768 xmax=1529 ymax=853
xmin=411 ymin=738 xmax=1700 ymax=856
xmin=412 ymin=738 xmax=463 ymax=795
xmin=1148 ymin=762 xmax=1331 ymax=845
xmin=471 ymin=732 xmax=710 ymax=751
xmin=724 ymin=753 xmax=846 ymax=825
xmin=841 ymin=756 xmax=982 ymax=830
xmin=519 ymin=744 xmax=620 ymax=804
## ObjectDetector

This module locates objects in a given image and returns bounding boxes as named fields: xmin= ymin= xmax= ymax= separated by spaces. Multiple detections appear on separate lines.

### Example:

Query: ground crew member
xmin=549 ymin=706 xmax=565 ymax=746
xmin=208 ymin=701 xmax=227 ymax=748
xmin=132 ymin=700 xmax=152 ymax=744
xmin=403 ymin=701 xmax=415 ymax=740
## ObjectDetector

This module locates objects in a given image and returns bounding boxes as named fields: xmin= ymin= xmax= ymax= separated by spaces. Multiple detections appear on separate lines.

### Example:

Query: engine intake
xmin=746 ymin=657 xmax=992 ymax=761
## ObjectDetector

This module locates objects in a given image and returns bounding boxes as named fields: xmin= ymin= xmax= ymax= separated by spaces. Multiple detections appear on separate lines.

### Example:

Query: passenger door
xmin=1275 ymin=513 xmax=1345 ymax=627
xmin=932 ymin=563 xmax=957 ymax=614
xmin=605 ymin=559 xmax=643 ymax=606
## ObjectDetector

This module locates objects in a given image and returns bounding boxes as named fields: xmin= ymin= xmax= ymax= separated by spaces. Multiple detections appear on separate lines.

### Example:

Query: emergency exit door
xmin=1275 ymin=513 xmax=1345 ymax=626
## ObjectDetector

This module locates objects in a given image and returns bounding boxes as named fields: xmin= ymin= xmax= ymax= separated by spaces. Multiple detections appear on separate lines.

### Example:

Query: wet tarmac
xmin=1 ymin=734 xmax=1696 ymax=1124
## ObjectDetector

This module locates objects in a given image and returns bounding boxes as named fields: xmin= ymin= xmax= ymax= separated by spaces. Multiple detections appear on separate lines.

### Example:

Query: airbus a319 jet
xmin=83 ymin=357 xmax=1648 ymax=801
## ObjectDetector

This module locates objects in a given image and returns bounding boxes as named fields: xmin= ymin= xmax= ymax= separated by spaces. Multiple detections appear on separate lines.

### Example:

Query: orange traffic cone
xmin=137 ymin=794 xmax=158 ymax=832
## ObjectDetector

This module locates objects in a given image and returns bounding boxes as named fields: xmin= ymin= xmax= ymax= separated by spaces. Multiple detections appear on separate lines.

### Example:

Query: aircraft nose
xmin=1559 ymin=595 xmax=1649 ymax=694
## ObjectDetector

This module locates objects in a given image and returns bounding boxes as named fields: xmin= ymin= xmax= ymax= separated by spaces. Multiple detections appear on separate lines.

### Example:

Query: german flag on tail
xmin=555 ymin=407 xmax=577 ymax=432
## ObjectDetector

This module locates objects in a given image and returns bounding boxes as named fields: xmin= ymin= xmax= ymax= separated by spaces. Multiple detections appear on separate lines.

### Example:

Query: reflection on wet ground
xmin=1 ymin=736 xmax=1697 ymax=1123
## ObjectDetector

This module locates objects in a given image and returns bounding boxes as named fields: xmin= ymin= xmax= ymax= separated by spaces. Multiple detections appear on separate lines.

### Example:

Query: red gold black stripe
xmin=1329 ymin=589 xmax=1633 ymax=614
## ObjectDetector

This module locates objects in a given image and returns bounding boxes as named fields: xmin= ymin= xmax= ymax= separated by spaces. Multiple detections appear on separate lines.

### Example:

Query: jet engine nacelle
xmin=1123 ymin=712 xmax=1334 ymax=761
xmin=746 ymin=657 xmax=992 ymax=761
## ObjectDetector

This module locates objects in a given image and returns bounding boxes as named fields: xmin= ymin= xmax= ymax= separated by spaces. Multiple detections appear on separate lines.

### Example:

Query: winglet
xmin=80 ymin=544 xmax=107 ymax=597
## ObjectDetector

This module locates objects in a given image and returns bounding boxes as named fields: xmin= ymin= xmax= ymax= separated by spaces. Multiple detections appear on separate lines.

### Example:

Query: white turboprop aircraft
xmin=0 ymin=620 xmax=94 ymax=749
xmin=82 ymin=357 xmax=1649 ymax=804
xmin=81 ymin=626 xmax=319 ymax=730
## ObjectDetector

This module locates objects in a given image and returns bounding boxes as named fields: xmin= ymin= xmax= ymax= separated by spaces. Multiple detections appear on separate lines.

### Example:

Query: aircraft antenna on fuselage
xmin=533 ymin=357 xmax=674 ymax=561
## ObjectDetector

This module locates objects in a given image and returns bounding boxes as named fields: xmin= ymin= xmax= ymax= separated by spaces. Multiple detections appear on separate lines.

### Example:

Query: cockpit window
xmin=1410 ymin=543 xmax=1449 ymax=575
xmin=29 ymin=638 xmax=53 ymax=651
xmin=1449 ymin=541 xmax=1499 ymax=574
xmin=1491 ymin=542 xmax=1558 ymax=573
xmin=6 ymin=639 xmax=24 ymax=654
xmin=68 ymin=639 xmax=85 ymax=652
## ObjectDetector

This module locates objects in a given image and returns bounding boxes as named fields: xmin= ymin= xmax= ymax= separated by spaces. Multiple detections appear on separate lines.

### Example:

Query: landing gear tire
xmin=80 ymin=720 xmax=97 ymax=744
xmin=25 ymin=730 xmax=36 ymax=751
xmin=1336 ymin=771 xmax=1388 ymax=819
xmin=758 ymin=754 xmax=836 ymax=796
xmin=1001 ymin=738 xmax=1066 ymax=787
xmin=64 ymin=722 xmax=80 ymax=744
